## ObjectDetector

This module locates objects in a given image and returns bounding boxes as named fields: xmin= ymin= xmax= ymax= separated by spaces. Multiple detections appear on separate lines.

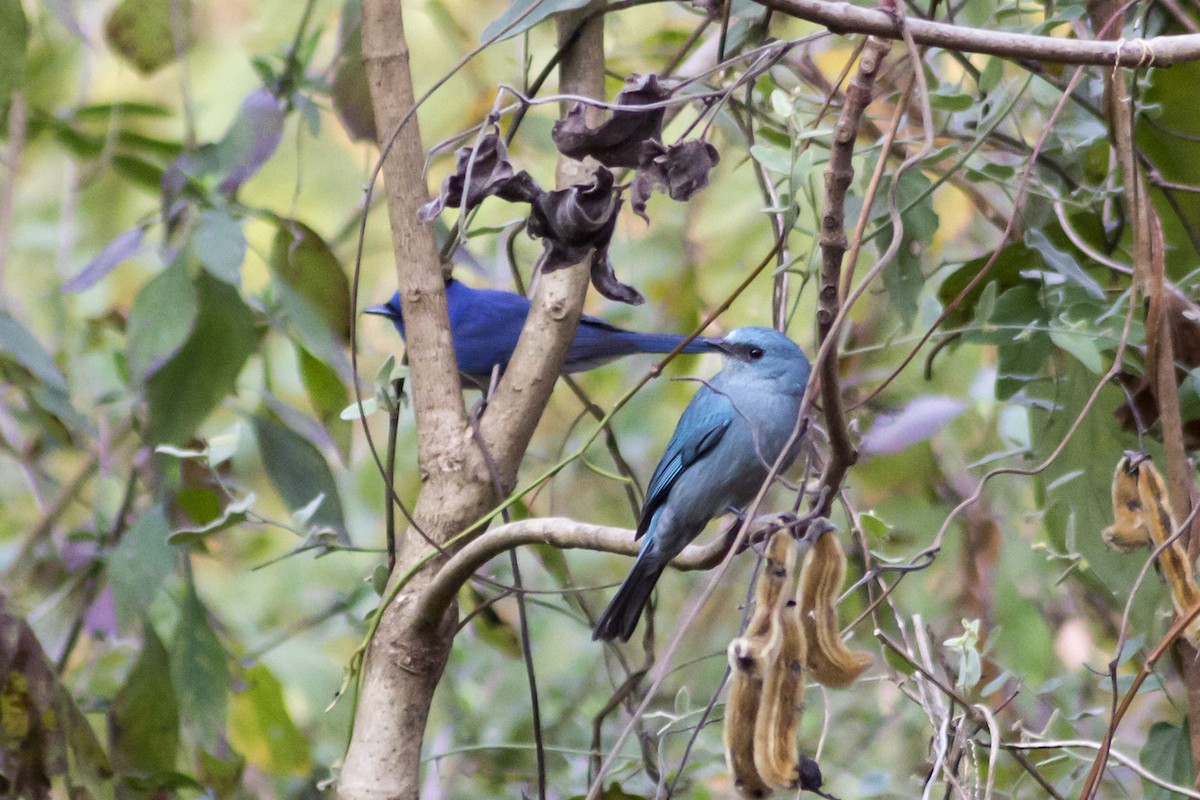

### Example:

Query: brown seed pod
xmin=799 ymin=529 xmax=871 ymax=688
xmin=1134 ymin=459 xmax=1200 ymax=646
xmin=1101 ymin=454 xmax=1150 ymax=553
xmin=753 ymin=596 xmax=807 ymax=790
xmin=725 ymin=637 xmax=772 ymax=799
xmin=724 ymin=530 xmax=797 ymax=798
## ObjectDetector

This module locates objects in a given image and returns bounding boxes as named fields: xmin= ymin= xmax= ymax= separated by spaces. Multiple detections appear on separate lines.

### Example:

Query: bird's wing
xmin=635 ymin=389 xmax=732 ymax=540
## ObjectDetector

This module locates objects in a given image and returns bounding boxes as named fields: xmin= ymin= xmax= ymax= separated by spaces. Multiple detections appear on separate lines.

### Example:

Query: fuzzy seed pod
xmin=1102 ymin=454 xmax=1150 ymax=552
xmin=724 ymin=530 xmax=797 ymax=798
xmin=799 ymin=529 xmax=871 ymax=687
xmin=1134 ymin=459 xmax=1200 ymax=646
xmin=725 ymin=637 xmax=772 ymax=799
xmin=753 ymin=596 xmax=807 ymax=789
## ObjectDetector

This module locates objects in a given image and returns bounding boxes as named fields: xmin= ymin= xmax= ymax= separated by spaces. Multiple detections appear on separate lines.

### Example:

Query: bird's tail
xmin=593 ymin=551 xmax=667 ymax=642
xmin=618 ymin=332 xmax=716 ymax=356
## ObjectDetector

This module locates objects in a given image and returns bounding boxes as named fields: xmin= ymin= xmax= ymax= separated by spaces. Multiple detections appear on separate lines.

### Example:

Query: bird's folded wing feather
xmin=635 ymin=389 xmax=732 ymax=540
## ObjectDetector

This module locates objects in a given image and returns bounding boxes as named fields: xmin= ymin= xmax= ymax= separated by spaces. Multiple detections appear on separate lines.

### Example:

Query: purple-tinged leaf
xmin=861 ymin=396 xmax=965 ymax=455
xmin=216 ymin=89 xmax=285 ymax=195
xmin=420 ymin=131 xmax=543 ymax=221
xmin=631 ymin=139 xmax=720 ymax=221
xmin=85 ymin=587 xmax=118 ymax=639
xmin=64 ymin=226 xmax=145 ymax=292
xmin=45 ymin=0 xmax=87 ymax=41
xmin=552 ymin=74 xmax=670 ymax=168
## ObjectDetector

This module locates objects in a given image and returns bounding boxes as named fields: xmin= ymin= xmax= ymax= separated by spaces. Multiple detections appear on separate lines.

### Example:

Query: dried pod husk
xmin=753 ymin=597 xmax=807 ymax=790
xmin=800 ymin=530 xmax=871 ymax=687
xmin=723 ymin=530 xmax=796 ymax=799
xmin=1134 ymin=459 xmax=1200 ymax=646
xmin=1102 ymin=454 xmax=1150 ymax=552
xmin=725 ymin=637 xmax=772 ymax=799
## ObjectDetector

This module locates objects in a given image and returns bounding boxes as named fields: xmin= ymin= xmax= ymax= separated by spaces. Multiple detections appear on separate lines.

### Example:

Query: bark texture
xmin=340 ymin=2 xmax=607 ymax=798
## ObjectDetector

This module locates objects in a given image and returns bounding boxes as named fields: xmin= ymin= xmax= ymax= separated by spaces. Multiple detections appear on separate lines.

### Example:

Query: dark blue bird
xmin=366 ymin=278 xmax=716 ymax=381
xmin=593 ymin=327 xmax=811 ymax=642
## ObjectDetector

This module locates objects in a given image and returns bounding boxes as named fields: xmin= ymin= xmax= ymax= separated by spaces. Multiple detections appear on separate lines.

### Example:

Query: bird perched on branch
xmin=366 ymin=279 xmax=717 ymax=383
xmin=593 ymin=326 xmax=811 ymax=642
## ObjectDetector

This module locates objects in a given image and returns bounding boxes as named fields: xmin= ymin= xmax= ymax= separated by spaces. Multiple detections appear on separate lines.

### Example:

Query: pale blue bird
xmin=593 ymin=326 xmax=811 ymax=642
xmin=365 ymin=279 xmax=717 ymax=382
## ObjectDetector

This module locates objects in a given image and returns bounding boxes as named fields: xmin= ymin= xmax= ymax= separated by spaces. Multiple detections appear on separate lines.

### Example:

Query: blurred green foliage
xmin=2 ymin=0 xmax=1200 ymax=798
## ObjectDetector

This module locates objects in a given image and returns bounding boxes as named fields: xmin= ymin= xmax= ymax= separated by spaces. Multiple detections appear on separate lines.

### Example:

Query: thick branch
xmin=477 ymin=5 xmax=606 ymax=482
xmin=415 ymin=518 xmax=736 ymax=632
xmin=757 ymin=0 xmax=1200 ymax=66
xmin=811 ymin=38 xmax=889 ymax=515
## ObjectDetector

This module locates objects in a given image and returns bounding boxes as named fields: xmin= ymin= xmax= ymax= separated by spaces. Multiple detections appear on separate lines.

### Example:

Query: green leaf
xmin=0 ymin=311 xmax=67 ymax=392
xmin=110 ymin=622 xmax=179 ymax=775
xmin=331 ymin=0 xmax=375 ymax=142
xmin=1141 ymin=721 xmax=1194 ymax=800
xmin=874 ymin=169 xmax=939 ymax=328
xmin=1024 ymin=228 xmax=1104 ymax=299
xmin=168 ymin=492 xmax=255 ymax=545
xmin=297 ymin=344 xmax=351 ymax=456
xmin=859 ymin=511 xmax=891 ymax=538
xmin=127 ymin=257 xmax=198 ymax=381
xmin=104 ymin=0 xmax=193 ymax=75
xmin=0 ymin=0 xmax=29 ymax=120
xmin=937 ymin=243 xmax=1038 ymax=329
xmin=269 ymin=220 xmax=351 ymax=342
xmin=171 ymin=585 xmax=229 ymax=747
xmin=198 ymin=746 xmax=245 ymax=800
xmin=481 ymin=0 xmax=591 ymax=43
xmin=297 ymin=345 xmax=349 ymax=424
xmin=1049 ymin=325 xmax=1103 ymax=374
xmin=251 ymin=411 xmax=349 ymax=542
xmin=109 ymin=506 xmax=175 ymax=627
xmin=229 ymin=663 xmax=312 ymax=775
xmin=929 ymin=90 xmax=974 ymax=111
xmin=193 ymin=208 xmax=246 ymax=284
xmin=748 ymin=142 xmax=792 ymax=175
xmin=145 ymin=272 xmax=258 ymax=444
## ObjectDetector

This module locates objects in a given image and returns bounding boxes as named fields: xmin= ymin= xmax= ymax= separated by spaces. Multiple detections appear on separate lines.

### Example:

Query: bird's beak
xmin=363 ymin=304 xmax=393 ymax=317
xmin=704 ymin=337 xmax=734 ymax=355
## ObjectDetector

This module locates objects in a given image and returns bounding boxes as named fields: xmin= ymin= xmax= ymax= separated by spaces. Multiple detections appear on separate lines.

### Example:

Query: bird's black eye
xmin=748 ymin=346 xmax=765 ymax=360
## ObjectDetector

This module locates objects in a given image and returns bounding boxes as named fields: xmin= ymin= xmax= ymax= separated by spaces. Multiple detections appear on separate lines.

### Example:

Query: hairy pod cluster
xmin=799 ymin=530 xmax=872 ymax=687
xmin=724 ymin=530 xmax=813 ymax=797
xmin=1102 ymin=454 xmax=1200 ymax=645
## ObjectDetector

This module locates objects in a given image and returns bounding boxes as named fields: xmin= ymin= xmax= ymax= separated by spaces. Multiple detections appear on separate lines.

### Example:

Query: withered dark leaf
xmin=527 ymin=168 xmax=643 ymax=305
xmin=552 ymin=74 xmax=671 ymax=168
xmin=631 ymin=139 xmax=721 ymax=221
xmin=590 ymin=247 xmax=643 ymax=305
xmin=419 ymin=131 xmax=543 ymax=221
xmin=528 ymin=167 xmax=619 ymax=269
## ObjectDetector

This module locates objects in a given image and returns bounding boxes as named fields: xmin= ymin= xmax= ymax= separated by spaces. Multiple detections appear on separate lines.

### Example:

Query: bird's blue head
xmin=364 ymin=291 xmax=405 ymax=333
xmin=364 ymin=280 xmax=471 ymax=337
xmin=712 ymin=326 xmax=810 ymax=393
